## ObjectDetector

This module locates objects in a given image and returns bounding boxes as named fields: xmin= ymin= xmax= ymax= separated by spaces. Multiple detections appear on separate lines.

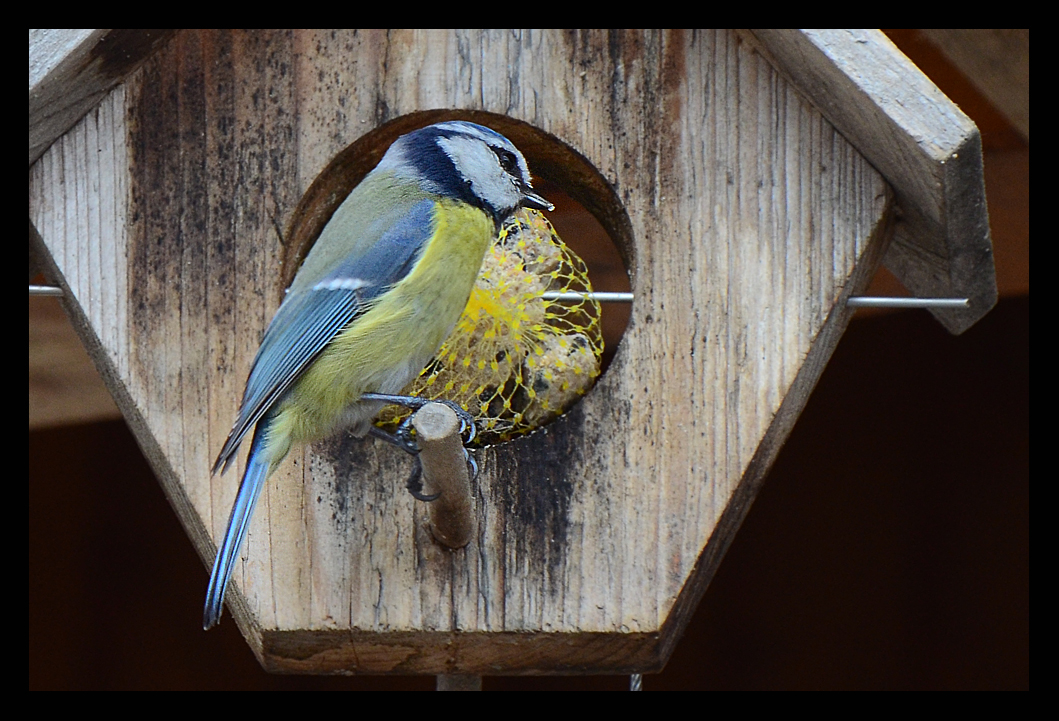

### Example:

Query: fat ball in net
xmin=374 ymin=207 xmax=603 ymax=445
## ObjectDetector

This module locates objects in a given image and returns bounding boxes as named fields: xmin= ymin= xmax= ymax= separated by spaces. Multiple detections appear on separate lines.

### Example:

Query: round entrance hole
xmin=281 ymin=111 xmax=633 ymax=445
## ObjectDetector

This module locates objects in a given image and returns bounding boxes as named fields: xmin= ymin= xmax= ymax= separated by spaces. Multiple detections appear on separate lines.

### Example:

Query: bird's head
xmin=378 ymin=120 xmax=553 ymax=223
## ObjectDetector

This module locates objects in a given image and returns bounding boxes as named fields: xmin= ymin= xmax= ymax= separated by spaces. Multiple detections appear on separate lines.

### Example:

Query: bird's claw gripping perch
xmin=464 ymin=447 xmax=479 ymax=480
xmin=362 ymin=393 xmax=477 ymax=447
xmin=361 ymin=393 xmax=479 ymax=501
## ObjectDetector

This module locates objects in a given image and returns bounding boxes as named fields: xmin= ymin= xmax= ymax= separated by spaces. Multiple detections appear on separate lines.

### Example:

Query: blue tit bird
xmin=204 ymin=120 xmax=552 ymax=629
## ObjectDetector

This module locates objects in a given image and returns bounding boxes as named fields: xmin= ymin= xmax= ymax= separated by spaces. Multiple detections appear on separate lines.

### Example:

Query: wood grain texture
xmin=748 ymin=30 xmax=996 ymax=334
xmin=29 ymin=29 xmax=892 ymax=674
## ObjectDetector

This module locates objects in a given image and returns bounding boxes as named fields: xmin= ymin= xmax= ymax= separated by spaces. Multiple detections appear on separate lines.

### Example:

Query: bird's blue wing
xmin=211 ymin=198 xmax=437 ymax=474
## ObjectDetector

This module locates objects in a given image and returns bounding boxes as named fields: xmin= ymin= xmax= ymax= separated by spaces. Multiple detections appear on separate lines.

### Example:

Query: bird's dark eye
xmin=495 ymin=148 xmax=520 ymax=176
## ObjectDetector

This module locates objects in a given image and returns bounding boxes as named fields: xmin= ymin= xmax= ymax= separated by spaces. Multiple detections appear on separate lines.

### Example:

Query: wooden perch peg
xmin=412 ymin=403 xmax=476 ymax=548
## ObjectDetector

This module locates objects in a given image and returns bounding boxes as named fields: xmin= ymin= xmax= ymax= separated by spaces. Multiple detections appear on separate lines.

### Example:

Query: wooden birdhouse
xmin=29 ymin=29 xmax=995 ymax=676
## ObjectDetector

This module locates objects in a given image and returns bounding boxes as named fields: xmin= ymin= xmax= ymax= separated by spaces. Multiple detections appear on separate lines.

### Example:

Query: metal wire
xmin=845 ymin=296 xmax=969 ymax=308
xmin=543 ymin=290 xmax=969 ymax=309
xmin=542 ymin=291 xmax=633 ymax=302
xmin=32 ymin=284 xmax=970 ymax=309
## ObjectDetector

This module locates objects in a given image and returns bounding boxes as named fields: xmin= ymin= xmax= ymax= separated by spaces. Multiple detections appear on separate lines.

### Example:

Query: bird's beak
xmin=520 ymin=189 xmax=554 ymax=212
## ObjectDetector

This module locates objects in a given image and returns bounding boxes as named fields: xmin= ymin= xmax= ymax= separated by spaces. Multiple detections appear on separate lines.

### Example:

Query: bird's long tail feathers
xmin=203 ymin=418 xmax=274 ymax=630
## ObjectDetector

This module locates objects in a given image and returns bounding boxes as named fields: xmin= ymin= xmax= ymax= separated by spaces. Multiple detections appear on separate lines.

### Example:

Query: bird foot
xmin=362 ymin=393 xmax=478 ymax=502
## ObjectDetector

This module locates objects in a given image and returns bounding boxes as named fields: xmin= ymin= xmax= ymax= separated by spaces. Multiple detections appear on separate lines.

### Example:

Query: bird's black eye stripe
xmin=494 ymin=147 xmax=520 ymax=176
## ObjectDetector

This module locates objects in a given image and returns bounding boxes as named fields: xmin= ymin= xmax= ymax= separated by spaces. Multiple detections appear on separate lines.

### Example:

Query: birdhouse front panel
xmin=29 ymin=29 xmax=892 ymax=673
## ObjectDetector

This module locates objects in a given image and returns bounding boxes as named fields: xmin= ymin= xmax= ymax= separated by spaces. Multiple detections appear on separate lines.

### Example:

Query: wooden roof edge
xmin=29 ymin=29 xmax=174 ymax=166
xmin=748 ymin=29 xmax=997 ymax=334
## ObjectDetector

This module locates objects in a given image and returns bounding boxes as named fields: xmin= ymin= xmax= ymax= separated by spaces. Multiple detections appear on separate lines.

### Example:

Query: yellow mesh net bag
xmin=375 ymin=208 xmax=603 ymax=445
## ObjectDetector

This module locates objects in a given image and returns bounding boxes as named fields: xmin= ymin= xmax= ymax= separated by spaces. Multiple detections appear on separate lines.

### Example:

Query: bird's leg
xmin=404 ymin=457 xmax=441 ymax=502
